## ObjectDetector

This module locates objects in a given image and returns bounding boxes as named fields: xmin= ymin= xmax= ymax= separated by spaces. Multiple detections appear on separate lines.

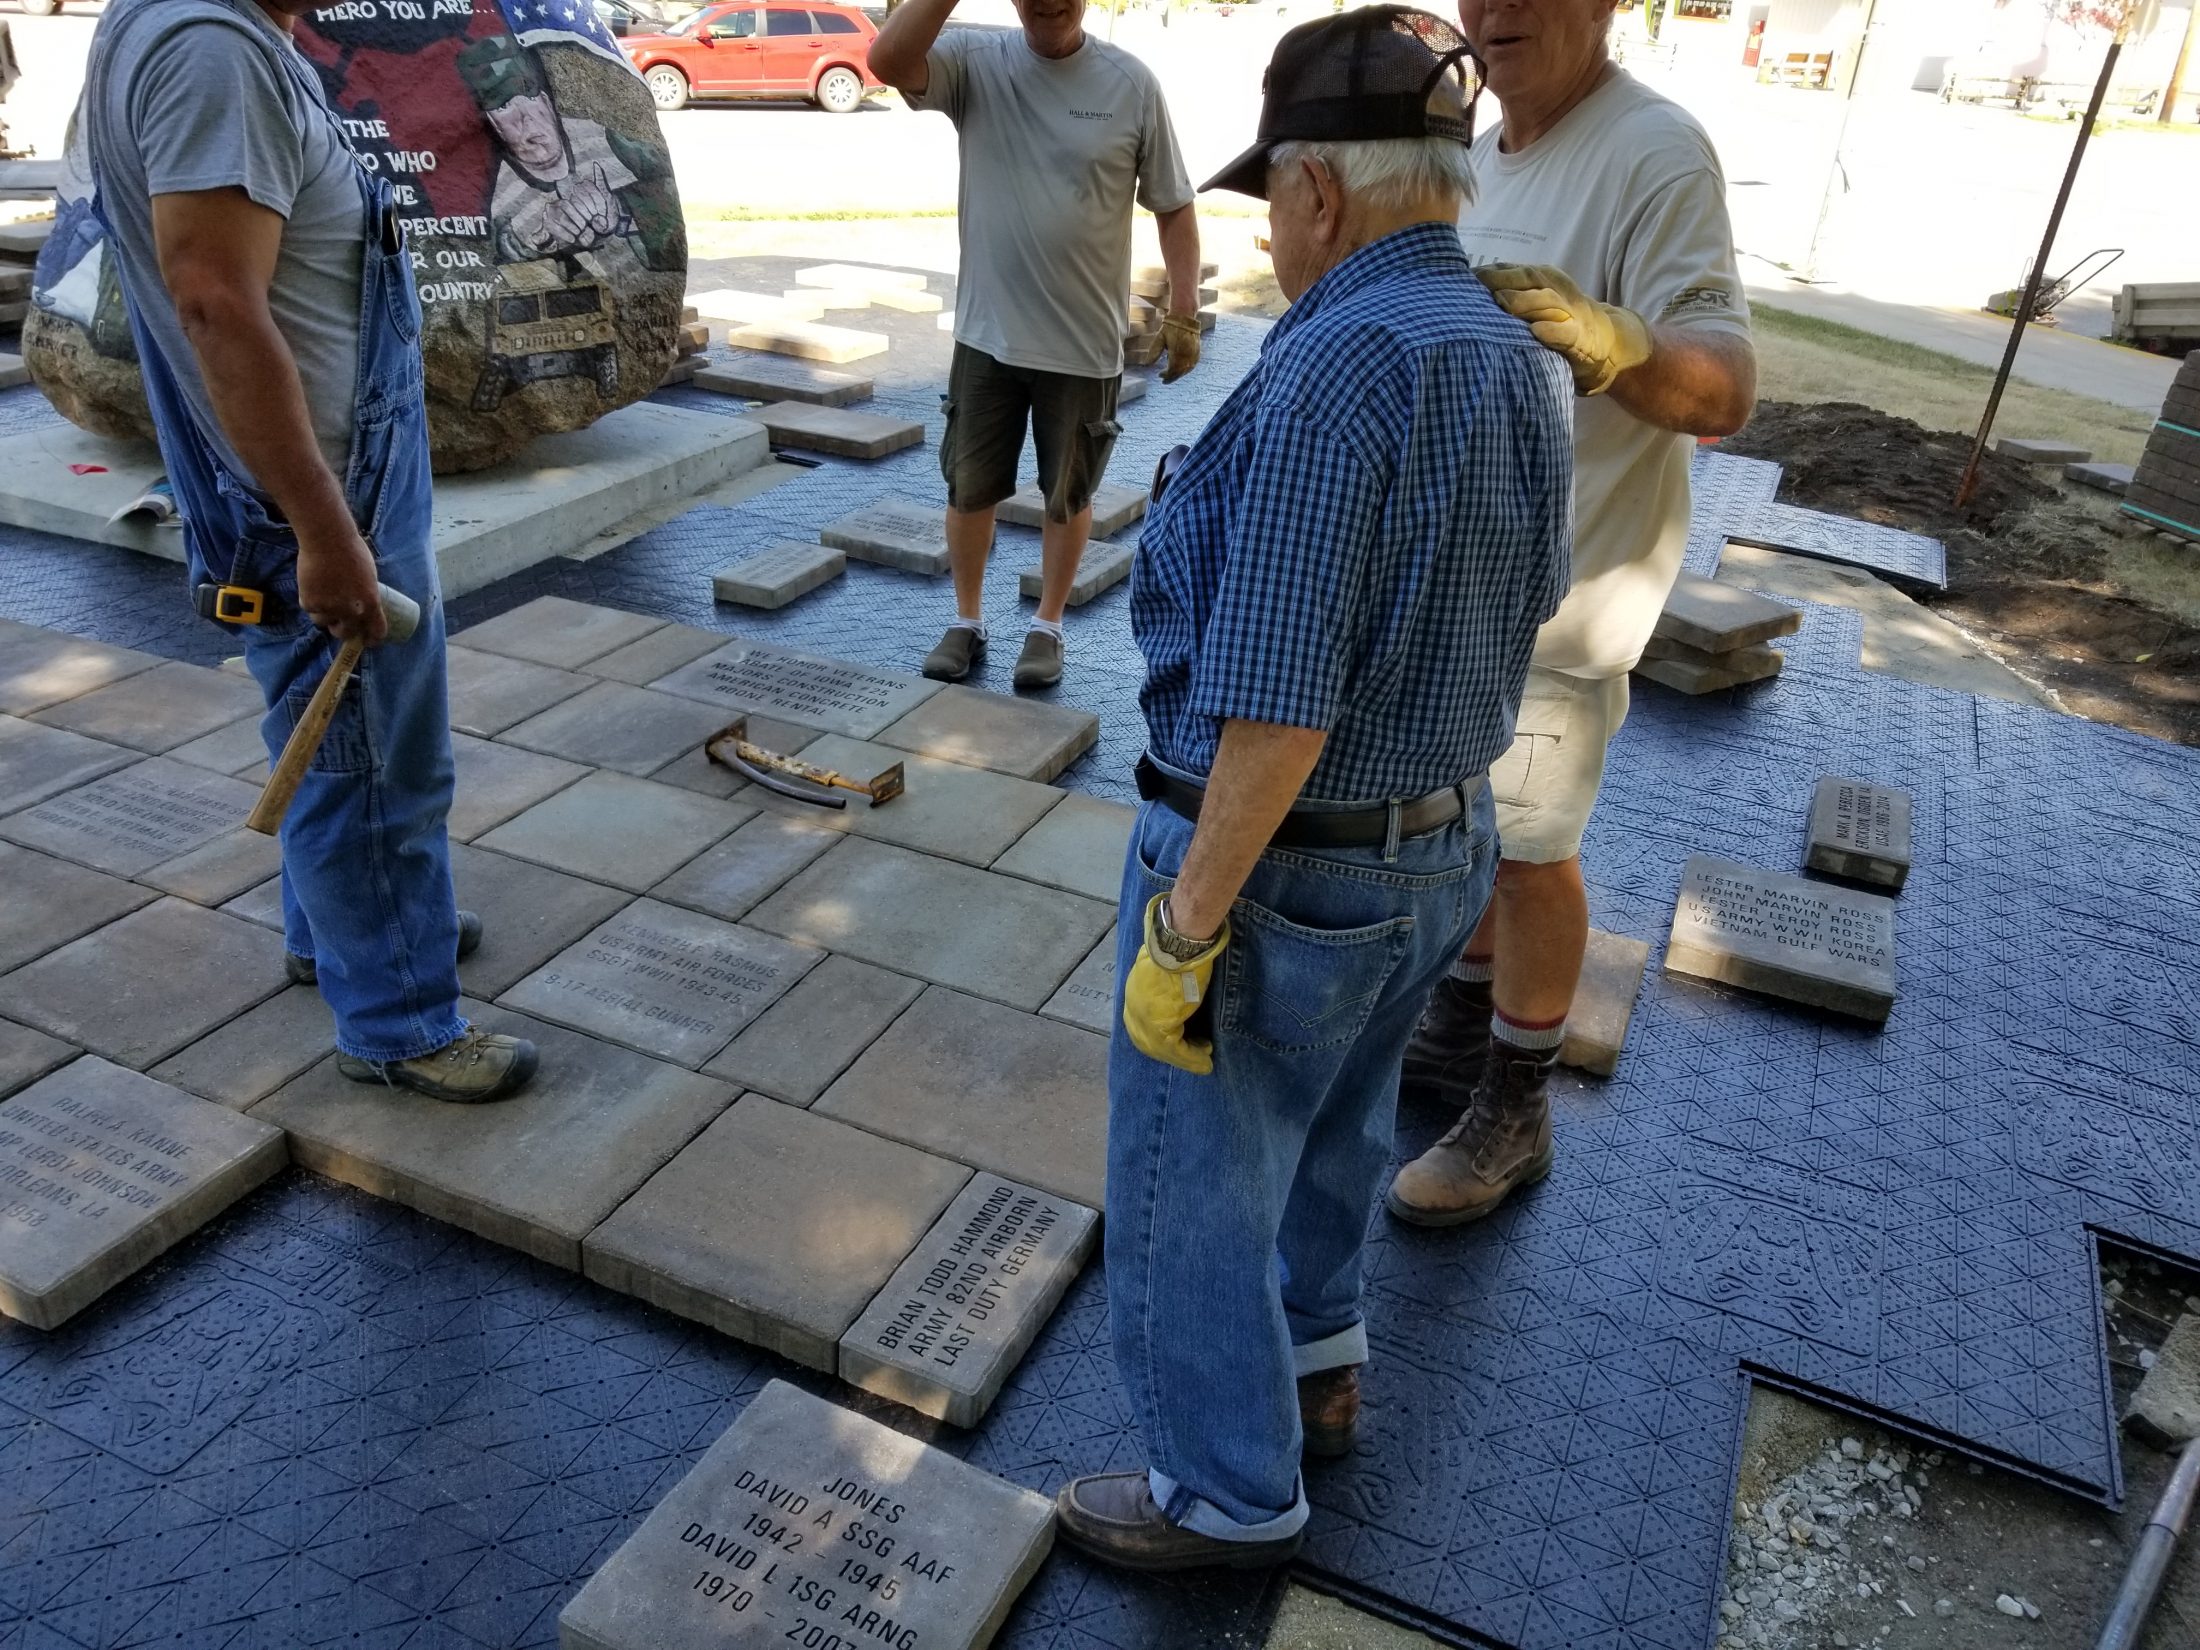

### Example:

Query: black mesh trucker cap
xmin=1201 ymin=5 xmax=1480 ymax=199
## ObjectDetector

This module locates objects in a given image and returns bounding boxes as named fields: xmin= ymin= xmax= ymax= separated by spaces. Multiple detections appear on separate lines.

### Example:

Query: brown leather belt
xmin=1135 ymin=755 xmax=1483 ymax=850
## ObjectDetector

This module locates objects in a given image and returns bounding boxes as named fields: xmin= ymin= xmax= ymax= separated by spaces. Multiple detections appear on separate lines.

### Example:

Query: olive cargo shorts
xmin=941 ymin=343 xmax=1122 ymax=524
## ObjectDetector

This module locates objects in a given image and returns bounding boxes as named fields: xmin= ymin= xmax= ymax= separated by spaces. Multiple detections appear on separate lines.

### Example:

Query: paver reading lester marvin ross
xmin=558 ymin=1379 xmax=1054 ymax=1650
xmin=840 ymin=1174 xmax=1098 ymax=1426
xmin=1663 ymin=855 xmax=1897 ymax=1022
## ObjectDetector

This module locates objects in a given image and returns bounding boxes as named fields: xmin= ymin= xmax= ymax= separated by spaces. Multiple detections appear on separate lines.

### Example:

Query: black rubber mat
xmin=4 ymin=297 xmax=2197 ymax=1650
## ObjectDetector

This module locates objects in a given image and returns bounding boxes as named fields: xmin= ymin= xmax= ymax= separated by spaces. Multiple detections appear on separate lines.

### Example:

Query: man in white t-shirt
xmin=1387 ymin=0 xmax=1755 ymax=1226
xmin=870 ymin=0 xmax=1201 ymax=693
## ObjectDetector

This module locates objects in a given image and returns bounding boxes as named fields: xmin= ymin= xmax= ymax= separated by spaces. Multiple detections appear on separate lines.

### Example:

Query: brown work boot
xmin=1299 ymin=1365 xmax=1361 ymax=1460
xmin=1012 ymin=627 xmax=1064 ymax=691
xmin=1056 ymin=1473 xmax=1302 ymax=1572
xmin=337 ymin=1025 xmax=538 ymax=1104
xmin=922 ymin=623 xmax=984 ymax=682
xmin=1387 ymin=1043 xmax=1555 ymax=1226
xmin=1398 ymin=974 xmax=1493 ymax=1108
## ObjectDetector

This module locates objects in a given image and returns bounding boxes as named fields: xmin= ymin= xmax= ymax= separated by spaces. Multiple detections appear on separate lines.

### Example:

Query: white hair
xmin=1269 ymin=137 xmax=1477 ymax=212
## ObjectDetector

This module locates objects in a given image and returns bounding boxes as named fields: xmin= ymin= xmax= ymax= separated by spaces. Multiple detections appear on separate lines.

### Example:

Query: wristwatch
xmin=1153 ymin=896 xmax=1217 ymax=963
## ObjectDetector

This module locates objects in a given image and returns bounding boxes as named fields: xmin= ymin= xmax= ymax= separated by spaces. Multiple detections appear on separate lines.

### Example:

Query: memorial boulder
xmin=27 ymin=4 xmax=685 ymax=474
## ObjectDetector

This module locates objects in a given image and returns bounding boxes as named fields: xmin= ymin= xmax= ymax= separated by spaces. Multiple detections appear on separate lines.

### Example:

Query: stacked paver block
xmin=1635 ymin=571 xmax=1801 ymax=693
xmin=2123 ymin=348 xmax=2200 ymax=543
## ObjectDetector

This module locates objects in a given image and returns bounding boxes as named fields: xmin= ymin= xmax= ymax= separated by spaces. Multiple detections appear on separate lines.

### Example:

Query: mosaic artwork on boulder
xmin=23 ymin=0 xmax=684 ymax=474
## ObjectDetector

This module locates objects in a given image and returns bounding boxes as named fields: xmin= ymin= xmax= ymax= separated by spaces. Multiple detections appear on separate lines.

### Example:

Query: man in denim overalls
xmin=81 ymin=0 xmax=539 ymax=1104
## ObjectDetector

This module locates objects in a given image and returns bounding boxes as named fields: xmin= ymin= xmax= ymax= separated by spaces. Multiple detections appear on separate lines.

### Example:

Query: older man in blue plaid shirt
xmin=1054 ymin=6 xmax=1573 ymax=1575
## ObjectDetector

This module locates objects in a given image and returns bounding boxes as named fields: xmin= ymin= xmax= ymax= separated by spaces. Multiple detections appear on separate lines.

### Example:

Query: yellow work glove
xmin=1476 ymin=263 xmax=1652 ymax=395
xmin=1122 ymin=892 xmax=1229 ymax=1074
xmin=1160 ymin=312 xmax=1202 ymax=384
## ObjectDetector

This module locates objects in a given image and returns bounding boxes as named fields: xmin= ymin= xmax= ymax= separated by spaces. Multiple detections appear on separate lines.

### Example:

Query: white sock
xmin=1028 ymin=618 xmax=1065 ymax=644
xmin=949 ymin=616 xmax=987 ymax=643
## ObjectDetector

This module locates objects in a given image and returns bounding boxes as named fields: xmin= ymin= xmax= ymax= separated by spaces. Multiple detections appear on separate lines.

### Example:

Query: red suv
xmin=624 ymin=1 xmax=884 ymax=114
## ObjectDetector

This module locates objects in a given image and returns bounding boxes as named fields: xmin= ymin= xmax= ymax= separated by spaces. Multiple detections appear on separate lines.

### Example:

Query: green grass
xmin=1750 ymin=301 xmax=2003 ymax=383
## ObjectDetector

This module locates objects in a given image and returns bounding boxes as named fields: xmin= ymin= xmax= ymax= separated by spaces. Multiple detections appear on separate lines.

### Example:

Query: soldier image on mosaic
xmin=4 ymin=0 xmax=2200 ymax=1641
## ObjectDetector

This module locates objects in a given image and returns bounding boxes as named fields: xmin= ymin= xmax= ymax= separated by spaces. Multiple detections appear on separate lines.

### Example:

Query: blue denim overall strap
xmin=1104 ymin=790 xmax=1498 ymax=1536
xmin=84 ymin=2 xmax=462 ymax=1063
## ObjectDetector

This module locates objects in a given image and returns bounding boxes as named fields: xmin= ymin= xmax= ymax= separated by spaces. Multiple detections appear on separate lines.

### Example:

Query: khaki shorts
xmin=1489 ymin=666 xmax=1631 ymax=864
xmin=940 ymin=343 xmax=1122 ymax=523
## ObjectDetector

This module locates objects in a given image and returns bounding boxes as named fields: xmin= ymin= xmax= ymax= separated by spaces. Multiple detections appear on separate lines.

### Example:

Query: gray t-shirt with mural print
xmin=86 ymin=0 xmax=365 ymax=483
xmin=912 ymin=29 xmax=1192 ymax=380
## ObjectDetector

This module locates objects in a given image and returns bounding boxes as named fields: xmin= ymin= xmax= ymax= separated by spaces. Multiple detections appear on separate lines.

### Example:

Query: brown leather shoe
xmin=1398 ymin=975 xmax=1493 ymax=1108
xmin=1387 ymin=1047 xmax=1554 ymax=1226
xmin=1299 ymin=1365 xmax=1361 ymax=1460
xmin=923 ymin=623 xmax=985 ymax=682
xmin=1055 ymin=1473 xmax=1302 ymax=1572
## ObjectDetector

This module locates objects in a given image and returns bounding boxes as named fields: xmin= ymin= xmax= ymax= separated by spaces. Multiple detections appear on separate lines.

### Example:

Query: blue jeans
xmin=1105 ymin=790 xmax=1497 ymax=1537
xmin=99 ymin=121 xmax=463 ymax=1064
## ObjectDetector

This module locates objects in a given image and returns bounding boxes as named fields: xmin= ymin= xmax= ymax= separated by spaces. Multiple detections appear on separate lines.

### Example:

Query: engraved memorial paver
xmin=0 ymin=841 xmax=155 ymax=974
xmin=0 ymin=897 xmax=287 ymax=1069
xmin=444 ymin=646 xmax=594 ymax=738
xmin=451 ymin=596 xmax=665 ymax=668
xmin=499 ymin=681 xmax=732 ymax=778
xmin=692 ymin=353 xmax=874 ymax=408
xmin=841 ymin=1175 xmax=1098 ymax=1426
xmin=749 ymin=839 xmax=1112 ymax=1012
xmin=476 ymin=771 xmax=754 ymax=894
xmin=0 ymin=626 xmax=159 ymax=717
xmin=0 ymin=1057 xmax=287 ymax=1330
xmin=30 ymin=660 xmax=264 ymax=755
xmin=758 ymin=737 xmax=1065 ymax=867
xmin=714 ymin=543 xmax=846 ymax=609
xmin=998 ymin=481 xmax=1147 ymax=539
xmin=1653 ymin=572 xmax=1803 ymax=654
xmin=1560 ymin=929 xmax=1649 ymax=1077
xmin=0 ymin=716 xmax=135 ymax=812
xmin=1038 ymin=931 xmax=1115 ymax=1036
xmin=652 ymin=640 xmax=939 ymax=740
xmin=706 ymin=956 xmax=923 ymax=1106
xmin=990 ymin=792 xmax=1134 ymax=902
xmin=874 ymin=686 xmax=1098 ymax=784
xmin=261 ymin=1000 xmax=738 ymax=1269
xmin=503 ymin=900 xmax=823 ymax=1068
xmin=1664 ymin=856 xmax=1897 ymax=1023
xmin=817 ymin=986 xmax=1109 ymax=1207
xmin=820 ymin=497 xmax=954 ymax=576
xmin=556 ymin=1379 xmax=1054 ymax=1650
xmin=1805 ymin=777 xmax=1912 ymax=890
xmin=651 ymin=812 xmax=840 ymax=922
xmin=754 ymin=403 xmax=924 ymax=461
xmin=447 ymin=733 xmax=588 ymax=842
xmin=1019 ymin=539 xmax=1133 ymax=607
xmin=582 ymin=1095 xmax=970 ymax=1369
xmin=582 ymin=621 xmax=729 ymax=688
xmin=0 ymin=756 xmax=260 ymax=877
xmin=450 ymin=841 xmax=638 ymax=999
xmin=149 ymin=986 xmax=334 ymax=1112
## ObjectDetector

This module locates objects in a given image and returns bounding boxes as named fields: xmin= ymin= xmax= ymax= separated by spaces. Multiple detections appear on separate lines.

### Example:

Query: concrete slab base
xmin=0 ymin=404 xmax=769 ymax=599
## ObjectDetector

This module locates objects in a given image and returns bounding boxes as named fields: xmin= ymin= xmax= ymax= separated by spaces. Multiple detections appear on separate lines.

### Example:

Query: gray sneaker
xmin=336 ymin=1025 xmax=539 ymax=1104
xmin=1013 ymin=628 xmax=1064 ymax=691
xmin=923 ymin=624 xmax=985 ymax=682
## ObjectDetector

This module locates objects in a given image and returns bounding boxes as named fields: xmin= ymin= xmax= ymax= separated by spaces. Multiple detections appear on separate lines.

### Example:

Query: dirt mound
xmin=1723 ymin=400 xmax=2200 ymax=747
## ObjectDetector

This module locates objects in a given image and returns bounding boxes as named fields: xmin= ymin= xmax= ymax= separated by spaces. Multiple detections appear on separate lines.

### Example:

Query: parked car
xmin=622 ymin=0 xmax=885 ymax=113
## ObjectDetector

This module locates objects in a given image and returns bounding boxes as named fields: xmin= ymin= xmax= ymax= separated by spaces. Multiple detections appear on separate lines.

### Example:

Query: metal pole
xmin=2161 ymin=0 xmax=2197 ymax=124
xmin=2092 ymin=1437 xmax=2200 ymax=1650
xmin=1953 ymin=29 xmax=2124 ymax=508
xmin=1800 ymin=0 xmax=1880 ymax=281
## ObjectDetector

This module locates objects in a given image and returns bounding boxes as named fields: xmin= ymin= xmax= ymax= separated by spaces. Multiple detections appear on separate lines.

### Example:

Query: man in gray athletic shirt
xmin=870 ymin=0 xmax=1203 ymax=693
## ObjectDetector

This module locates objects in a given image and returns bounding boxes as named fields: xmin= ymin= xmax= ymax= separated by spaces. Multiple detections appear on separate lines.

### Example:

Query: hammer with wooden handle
xmin=245 ymin=583 xmax=421 ymax=836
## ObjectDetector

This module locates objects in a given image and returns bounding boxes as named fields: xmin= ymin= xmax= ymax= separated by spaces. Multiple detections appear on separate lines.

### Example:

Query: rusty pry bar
xmin=704 ymin=718 xmax=904 ymax=811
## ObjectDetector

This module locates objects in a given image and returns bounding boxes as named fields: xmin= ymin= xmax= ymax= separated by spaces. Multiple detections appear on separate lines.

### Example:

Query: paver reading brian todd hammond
xmin=1804 ymin=776 xmax=1912 ymax=890
xmin=1663 ymin=855 xmax=1896 ymax=1023
xmin=0 ymin=1056 xmax=287 ymax=1329
xmin=558 ymin=1378 xmax=1054 ymax=1650
xmin=840 ymin=1175 xmax=1097 ymax=1426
